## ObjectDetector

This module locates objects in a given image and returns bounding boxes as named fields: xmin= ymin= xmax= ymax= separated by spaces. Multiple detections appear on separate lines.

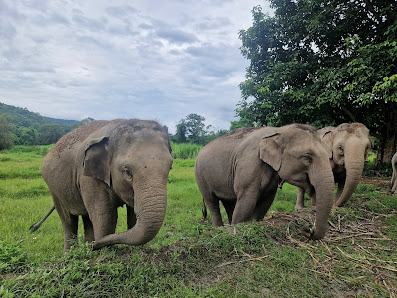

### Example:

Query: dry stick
xmin=383 ymin=280 xmax=397 ymax=298
xmin=356 ymin=243 xmax=397 ymax=265
xmin=337 ymin=247 xmax=397 ymax=273
xmin=215 ymin=255 xmax=272 ymax=268
xmin=329 ymin=232 xmax=377 ymax=241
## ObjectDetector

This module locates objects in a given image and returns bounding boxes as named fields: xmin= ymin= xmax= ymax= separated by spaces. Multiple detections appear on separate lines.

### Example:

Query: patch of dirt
xmin=362 ymin=177 xmax=391 ymax=190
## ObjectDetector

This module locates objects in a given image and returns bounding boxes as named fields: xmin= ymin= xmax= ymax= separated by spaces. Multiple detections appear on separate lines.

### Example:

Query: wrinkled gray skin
xmin=295 ymin=123 xmax=372 ymax=209
xmin=391 ymin=152 xmax=397 ymax=194
xmin=41 ymin=119 xmax=173 ymax=251
xmin=195 ymin=124 xmax=335 ymax=240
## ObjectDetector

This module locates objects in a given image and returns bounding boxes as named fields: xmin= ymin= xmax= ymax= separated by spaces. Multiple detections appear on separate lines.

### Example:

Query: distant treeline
xmin=0 ymin=102 xmax=93 ymax=149
xmin=0 ymin=103 xmax=229 ymax=150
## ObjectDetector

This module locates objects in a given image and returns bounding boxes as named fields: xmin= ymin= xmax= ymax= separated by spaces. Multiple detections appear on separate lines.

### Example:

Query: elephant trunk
xmin=303 ymin=164 xmax=335 ymax=240
xmin=334 ymin=148 xmax=365 ymax=207
xmin=93 ymin=175 xmax=167 ymax=250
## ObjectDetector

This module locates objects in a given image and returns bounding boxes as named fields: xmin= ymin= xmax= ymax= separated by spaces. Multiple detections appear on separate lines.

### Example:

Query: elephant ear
xmin=83 ymin=137 xmax=111 ymax=186
xmin=320 ymin=129 xmax=334 ymax=159
xmin=259 ymin=132 xmax=282 ymax=171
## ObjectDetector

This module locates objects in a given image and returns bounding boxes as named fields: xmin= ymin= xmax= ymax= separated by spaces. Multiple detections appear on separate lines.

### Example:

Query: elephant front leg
xmin=126 ymin=205 xmax=137 ymax=229
xmin=295 ymin=187 xmax=306 ymax=210
xmin=392 ymin=179 xmax=397 ymax=194
xmin=82 ymin=215 xmax=94 ymax=243
xmin=232 ymin=187 xmax=261 ymax=224
xmin=80 ymin=177 xmax=119 ymax=241
xmin=251 ymin=188 xmax=277 ymax=220
xmin=335 ymin=180 xmax=345 ymax=203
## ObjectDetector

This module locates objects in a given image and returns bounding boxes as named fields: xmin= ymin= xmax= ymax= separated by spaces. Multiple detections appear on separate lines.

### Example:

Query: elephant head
xmin=321 ymin=123 xmax=372 ymax=207
xmin=260 ymin=124 xmax=335 ymax=240
xmin=83 ymin=120 xmax=173 ymax=249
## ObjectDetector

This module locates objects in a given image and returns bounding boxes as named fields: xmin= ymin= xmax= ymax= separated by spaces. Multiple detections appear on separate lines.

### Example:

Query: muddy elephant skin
xmin=41 ymin=119 xmax=173 ymax=251
xmin=195 ymin=124 xmax=335 ymax=240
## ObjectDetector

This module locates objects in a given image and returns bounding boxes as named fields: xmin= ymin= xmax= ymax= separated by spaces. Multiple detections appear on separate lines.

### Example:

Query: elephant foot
xmin=294 ymin=204 xmax=305 ymax=210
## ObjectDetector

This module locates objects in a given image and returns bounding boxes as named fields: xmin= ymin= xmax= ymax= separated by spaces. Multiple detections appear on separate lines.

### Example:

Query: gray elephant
xmin=195 ymin=124 xmax=335 ymax=240
xmin=38 ymin=119 xmax=173 ymax=251
xmin=295 ymin=123 xmax=372 ymax=209
xmin=391 ymin=152 xmax=397 ymax=194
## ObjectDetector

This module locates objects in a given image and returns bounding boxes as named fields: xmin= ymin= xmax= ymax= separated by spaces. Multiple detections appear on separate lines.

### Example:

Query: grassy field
xmin=0 ymin=145 xmax=396 ymax=297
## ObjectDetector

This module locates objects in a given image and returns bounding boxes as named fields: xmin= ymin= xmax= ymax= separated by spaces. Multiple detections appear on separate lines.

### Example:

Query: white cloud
xmin=0 ymin=0 xmax=272 ymax=133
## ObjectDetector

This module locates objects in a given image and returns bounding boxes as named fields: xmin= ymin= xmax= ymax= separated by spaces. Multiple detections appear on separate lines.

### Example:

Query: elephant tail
xmin=29 ymin=206 xmax=56 ymax=232
xmin=202 ymin=199 xmax=208 ymax=220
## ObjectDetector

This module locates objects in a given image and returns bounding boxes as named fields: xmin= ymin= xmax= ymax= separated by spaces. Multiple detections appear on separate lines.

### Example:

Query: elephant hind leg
xmin=221 ymin=200 xmax=236 ymax=224
xmin=52 ymin=194 xmax=79 ymax=252
xmin=295 ymin=187 xmax=306 ymax=210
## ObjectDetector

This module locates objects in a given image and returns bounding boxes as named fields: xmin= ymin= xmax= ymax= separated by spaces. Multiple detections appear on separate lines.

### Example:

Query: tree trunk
xmin=375 ymin=108 xmax=397 ymax=166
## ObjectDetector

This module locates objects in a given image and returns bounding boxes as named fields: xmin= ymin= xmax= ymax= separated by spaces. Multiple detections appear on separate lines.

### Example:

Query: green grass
xmin=171 ymin=142 xmax=203 ymax=159
xmin=0 ymin=146 xmax=396 ymax=297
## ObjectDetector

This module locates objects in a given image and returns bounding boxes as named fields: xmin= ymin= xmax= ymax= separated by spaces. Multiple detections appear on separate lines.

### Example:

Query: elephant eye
xmin=301 ymin=154 xmax=312 ymax=164
xmin=121 ymin=166 xmax=133 ymax=180
xmin=338 ymin=145 xmax=344 ymax=155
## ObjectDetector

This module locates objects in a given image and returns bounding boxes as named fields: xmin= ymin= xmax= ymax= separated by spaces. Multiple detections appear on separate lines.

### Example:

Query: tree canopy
xmin=238 ymin=0 xmax=396 ymax=162
xmin=171 ymin=113 xmax=228 ymax=145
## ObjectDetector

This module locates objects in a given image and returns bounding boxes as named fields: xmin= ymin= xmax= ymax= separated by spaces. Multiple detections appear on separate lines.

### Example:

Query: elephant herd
xmin=30 ymin=119 xmax=394 ymax=252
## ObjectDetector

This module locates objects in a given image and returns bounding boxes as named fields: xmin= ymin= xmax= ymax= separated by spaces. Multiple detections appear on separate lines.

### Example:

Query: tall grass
xmin=171 ymin=142 xmax=202 ymax=159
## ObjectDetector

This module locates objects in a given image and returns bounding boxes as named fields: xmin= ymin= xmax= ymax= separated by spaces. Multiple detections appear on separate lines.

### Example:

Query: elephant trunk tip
xmin=301 ymin=225 xmax=326 ymax=240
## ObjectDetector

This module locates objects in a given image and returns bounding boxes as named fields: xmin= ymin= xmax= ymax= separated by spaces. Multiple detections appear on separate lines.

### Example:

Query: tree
xmin=20 ymin=126 xmax=39 ymax=145
xmin=185 ymin=113 xmax=206 ymax=144
xmin=173 ymin=119 xmax=187 ymax=143
xmin=0 ymin=115 xmax=15 ymax=150
xmin=238 ymin=1 xmax=396 ymax=163
xmin=172 ymin=114 xmax=229 ymax=145
xmin=39 ymin=124 xmax=66 ymax=145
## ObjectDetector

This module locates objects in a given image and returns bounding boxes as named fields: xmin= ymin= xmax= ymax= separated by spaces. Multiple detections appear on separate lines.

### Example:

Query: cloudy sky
xmin=0 ymin=0 xmax=272 ymax=133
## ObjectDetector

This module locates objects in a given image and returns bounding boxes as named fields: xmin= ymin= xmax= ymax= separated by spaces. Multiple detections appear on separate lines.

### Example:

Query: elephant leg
xmin=52 ymin=194 xmax=79 ymax=252
xmin=251 ymin=188 xmax=277 ymax=220
xmin=311 ymin=193 xmax=317 ymax=209
xmin=335 ymin=180 xmax=345 ymax=203
xmin=126 ymin=205 xmax=137 ymax=229
xmin=82 ymin=215 xmax=94 ymax=243
xmin=221 ymin=200 xmax=236 ymax=224
xmin=206 ymin=195 xmax=223 ymax=226
xmin=295 ymin=187 xmax=306 ymax=210
xmin=197 ymin=181 xmax=223 ymax=226
xmin=392 ymin=180 xmax=397 ymax=194
xmin=80 ymin=177 xmax=119 ymax=240
xmin=232 ymin=187 xmax=261 ymax=224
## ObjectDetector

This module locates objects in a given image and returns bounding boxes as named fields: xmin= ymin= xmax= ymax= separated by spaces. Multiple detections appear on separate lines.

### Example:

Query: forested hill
xmin=0 ymin=102 xmax=84 ymax=148
xmin=44 ymin=117 xmax=77 ymax=125
xmin=0 ymin=102 xmax=77 ymax=126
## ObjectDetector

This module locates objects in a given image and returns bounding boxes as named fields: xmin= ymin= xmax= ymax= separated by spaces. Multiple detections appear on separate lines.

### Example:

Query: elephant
xmin=194 ymin=124 xmax=335 ymax=240
xmin=295 ymin=123 xmax=372 ymax=209
xmin=38 ymin=119 xmax=173 ymax=251
xmin=391 ymin=152 xmax=397 ymax=194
